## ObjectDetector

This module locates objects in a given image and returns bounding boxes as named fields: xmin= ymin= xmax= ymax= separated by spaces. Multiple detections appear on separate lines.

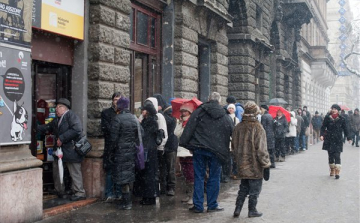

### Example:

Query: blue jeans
xmin=300 ymin=135 xmax=306 ymax=150
xmin=193 ymin=149 xmax=222 ymax=211
xmin=105 ymin=170 xmax=122 ymax=198
xmin=294 ymin=136 xmax=299 ymax=151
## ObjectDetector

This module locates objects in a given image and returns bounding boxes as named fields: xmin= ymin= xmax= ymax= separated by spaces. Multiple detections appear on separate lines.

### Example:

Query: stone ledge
xmin=43 ymin=198 xmax=98 ymax=219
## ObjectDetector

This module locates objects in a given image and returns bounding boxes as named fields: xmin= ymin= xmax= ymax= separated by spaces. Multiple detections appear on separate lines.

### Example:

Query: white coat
xmin=286 ymin=111 xmax=298 ymax=137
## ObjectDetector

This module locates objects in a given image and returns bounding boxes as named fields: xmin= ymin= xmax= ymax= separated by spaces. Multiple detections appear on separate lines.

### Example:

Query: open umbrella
xmin=340 ymin=105 xmax=350 ymax=111
xmin=171 ymin=97 xmax=202 ymax=119
xmin=268 ymin=98 xmax=288 ymax=105
xmin=269 ymin=105 xmax=291 ymax=122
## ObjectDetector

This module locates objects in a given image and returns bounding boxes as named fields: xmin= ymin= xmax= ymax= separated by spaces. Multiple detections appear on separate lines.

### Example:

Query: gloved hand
xmin=263 ymin=168 xmax=270 ymax=181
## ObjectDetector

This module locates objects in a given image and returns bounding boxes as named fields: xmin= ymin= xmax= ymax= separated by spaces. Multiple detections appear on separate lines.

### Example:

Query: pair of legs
xmin=115 ymin=183 xmax=132 ymax=209
xmin=275 ymin=138 xmax=286 ymax=159
xmin=313 ymin=129 xmax=320 ymax=144
xmin=105 ymin=169 xmax=122 ymax=199
xmin=192 ymin=149 xmax=222 ymax=211
xmin=221 ymin=155 xmax=232 ymax=182
xmin=285 ymin=137 xmax=295 ymax=154
xmin=179 ymin=156 xmax=194 ymax=203
xmin=234 ymin=179 xmax=263 ymax=217
xmin=158 ymin=151 xmax=177 ymax=195
xmin=328 ymin=151 xmax=341 ymax=179
xmin=299 ymin=134 xmax=306 ymax=150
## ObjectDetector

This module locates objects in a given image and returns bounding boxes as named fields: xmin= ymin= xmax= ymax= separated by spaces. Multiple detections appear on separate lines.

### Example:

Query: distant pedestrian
xmin=294 ymin=110 xmax=304 ymax=152
xmin=341 ymin=110 xmax=350 ymax=143
xmin=232 ymin=101 xmax=271 ymax=218
xmin=320 ymin=104 xmax=352 ymax=179
xmin=349 ymin=108 xmax=360 ymax=147
xmin=260 ymin=105 xmax=276 ymax=168
xmin=300 ymin=109 xmax=309 ymax=150
xmin=109 ymin=97 xmax=139 ymax=210
xmin=285 ymin=111 xmax=297 ymax=155
xmin=303 ymin=106 xmax=311 ymax=149
xmin=180 ymin=92 xmax=234 ymax=213
xmin=274 ymin=109 xmax=288 ymax=162
xmin=311 ymin=111 xmax=323 ymax=144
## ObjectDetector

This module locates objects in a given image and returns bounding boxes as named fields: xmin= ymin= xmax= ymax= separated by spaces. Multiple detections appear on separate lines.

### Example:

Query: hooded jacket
xmin=274 ymin=114 xmax=288 ymax=138
xmin=145 ymin=97 xmax=168 ymax=151
xmin=286 ymin=111 xmax=298 ymax=137
xmin=261 ymin=111 xmax=275 ymax=151
xmin=179 ymin=100 xmax=234 ymax=163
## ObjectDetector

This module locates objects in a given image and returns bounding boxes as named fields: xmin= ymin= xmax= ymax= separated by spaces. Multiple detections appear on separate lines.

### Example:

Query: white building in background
xmin=299 ymin=0 xmax=337 ymax=115
xmin=328 ymin=0 xmax=360 ymax=110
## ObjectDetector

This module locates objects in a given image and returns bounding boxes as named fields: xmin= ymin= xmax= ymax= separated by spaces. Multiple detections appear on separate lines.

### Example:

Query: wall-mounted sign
xmin=0 ymin=0 xmax=32 ymax=47
xmin=32 ymin=0 xmax=84 ymax=40
xmin=0 ymin=46 xmax=32 ymax=145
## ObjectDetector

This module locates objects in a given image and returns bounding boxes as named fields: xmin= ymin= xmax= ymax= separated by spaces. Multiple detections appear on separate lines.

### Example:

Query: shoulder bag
xmin=74 ymin=135 xmax=92 ymax=156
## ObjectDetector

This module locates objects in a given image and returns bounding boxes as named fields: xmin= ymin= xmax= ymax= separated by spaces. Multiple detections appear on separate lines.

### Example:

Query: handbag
xmin=74 ymin=135 xmax=92 ymax=156
xmin=134 ymin=115 xmax=146 ymax=170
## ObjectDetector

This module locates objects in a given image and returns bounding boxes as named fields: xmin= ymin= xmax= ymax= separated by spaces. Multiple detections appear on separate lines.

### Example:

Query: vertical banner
xmin=0 ymin=0 xmax=32 ymax=47
xmin=0 ymin=46 xmax=32 ymax=145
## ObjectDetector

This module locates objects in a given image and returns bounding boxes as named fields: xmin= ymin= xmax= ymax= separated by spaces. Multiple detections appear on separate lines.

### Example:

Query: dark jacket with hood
xmin=109 ymin=109 xmax=139 ymax=185
xmin=37 ymin=110 xmax=83 ymax=163
xmin=321 ymin=114 xmax=351 ymax=153
xmin=153 ymin=94 xmax=178 ymax=153
xmin=274 ymin=115 xmax=288 ymax=138
xmin=101 ymin=105 xmax=117 ymax=170
xmin=261 ymin=111 xmax=275 ymax=151
xmin=179 ymin=100 xmax=234 ymax=163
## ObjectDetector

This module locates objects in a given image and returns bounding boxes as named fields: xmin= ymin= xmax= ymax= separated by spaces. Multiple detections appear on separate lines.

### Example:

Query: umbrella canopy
xmin=269 ymin=105 xmax=291 ymax=122
xmin=268 ymin=98 xmax=288 ymax=105
xmin=340 ymin=105 xmax=351 ymax=111
xmin=171 ymin=97 xmax=202 ymax=119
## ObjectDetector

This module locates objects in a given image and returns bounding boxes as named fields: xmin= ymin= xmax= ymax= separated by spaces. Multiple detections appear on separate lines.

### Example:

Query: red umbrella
xmin=340 ymin=105 xmax=350 ymax=111
xmin=171 ymin=97 xmax=202 ymax=119
xmin=268 ymin=106 xmax=291 ymax=122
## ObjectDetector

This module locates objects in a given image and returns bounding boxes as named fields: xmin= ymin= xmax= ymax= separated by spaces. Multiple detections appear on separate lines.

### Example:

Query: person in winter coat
xmin=295 ymin=111 xmax=304 ymax=152
xmin=225 ymin=96 xmax=244 ymax=122
xmin=299 ymin=108 xmax=309 ymax=150
xmin=175 ymin=103 xmax=195 ymax=205
xmin=108 ymin=97 xmax=139 ymax=210
xmin=274 ymin=109 xmax=288 ymax=162
xmin=153 ymin=94 xmax=178 ymax=196
xmin=285 ymin=111 xmax=297 ymax=154
xmin=303 ymin=106 xmax=311 ymax=149
xmin=311 ymin=111 xmax=323 ymax=144
xmin=133 ymin=100 xmax=159 ymax=205
xmin=232 ymin=101 xmax=271 ymax=218
xmin=180 ymin=92 xmax=234 ymax=213
xmin=349 ymin=108 xmax=360 ymax=147
xmin=341 ymin=110 xmax=350 ymax=143
xmin=260 ymin=105 xmax=276 ymax=168
xmin=320 ymin=104 xmax=352 ymax=179
xmin=101 ymin=92 xmax=122 ymax=202
xmin=37 ymin=98 xmax=85 ymax=201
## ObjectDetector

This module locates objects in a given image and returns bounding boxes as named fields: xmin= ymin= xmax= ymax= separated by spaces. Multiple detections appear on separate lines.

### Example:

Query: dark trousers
xmin=236 ymin=179 xmax=263 ymax=210
xmin=221 ymin=155 xmax=232 ymax=181
xmin=285 ymin=137 xmax=295 ymax=154
xmin=275 ymin=138 xmax=286 ymax=158
xmin=268 ymin=149 xmax=275 ymax=165
xmin=354 ymin=131 xmax=359 ymax=146
xmin=158 ymin=151 xmax=177 ymax=192
xmin=328 ymin=151 xmax=341 ymax=164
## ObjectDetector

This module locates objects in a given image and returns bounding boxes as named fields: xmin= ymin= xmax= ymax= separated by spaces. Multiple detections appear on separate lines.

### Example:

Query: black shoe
xmin=207 ymin=206 xmax=224 ymax=212
xmin=335 ymin=175 xmax=340 ymax=179
xmin=270 ymin=163 xmax=276 ymax=168
xmin=70 ymin=195 xmax=86 ymax=201
xmin=189 ymin=206 xmax=203 ymax=213
xmin=140 ymin=198 xmax=156 ymax=205
xmin=248 ymin=209 xmax=263 ymax=217
xmin=356 ymin=145 xmax=359 ymax=147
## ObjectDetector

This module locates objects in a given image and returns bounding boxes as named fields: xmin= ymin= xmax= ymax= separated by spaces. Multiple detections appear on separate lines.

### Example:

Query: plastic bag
xmin=55 ymin=148 xmax=64 ymax=184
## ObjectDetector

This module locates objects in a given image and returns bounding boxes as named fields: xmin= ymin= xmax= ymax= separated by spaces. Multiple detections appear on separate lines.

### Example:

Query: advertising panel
xmin=0 ymin=46 xmax=32 ymax=145
xmin=32 ymin=0 xmax=84 ymax=40
xmin=0 ymin=0 xmax=32 ymax=47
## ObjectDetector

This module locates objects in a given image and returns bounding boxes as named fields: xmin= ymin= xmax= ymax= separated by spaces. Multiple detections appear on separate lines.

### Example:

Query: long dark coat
xmin=133 ymin=114 xmax=159 ymax=198
xmin=101 ymin=106 xmax=117 ymax=170
xmin=321 ymin=114 xmax=351 ymax=153
xmin=109 ymin=109 xmax=139 ymax=185
xmin=261 ymin=112 xmax=275 ymax=151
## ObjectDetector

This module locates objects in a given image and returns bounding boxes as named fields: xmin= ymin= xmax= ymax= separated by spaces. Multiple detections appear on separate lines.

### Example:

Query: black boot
xmin=121 ymin=193 xmax=132 ymax=210
xmin=233 ymin=193 xmax=246 ymax=218
xmin=248 ymin=196 xmax=263 ymax=218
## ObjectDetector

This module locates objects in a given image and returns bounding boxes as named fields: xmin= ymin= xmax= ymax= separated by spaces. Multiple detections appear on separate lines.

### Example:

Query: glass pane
xmin=134 ymin=58 xmax=143 ymax=110
xmin=136 ymin=11 xmax=148 ymax=45
xmin=130 ymin=9 xmax=134 ymax=41
xmin=151 ymin=17 xmax=156 ymax=48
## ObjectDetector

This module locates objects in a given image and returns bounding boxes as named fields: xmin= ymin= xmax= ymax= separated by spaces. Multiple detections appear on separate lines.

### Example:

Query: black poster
xmin=0 ymin=0 xmax=32 ymax=48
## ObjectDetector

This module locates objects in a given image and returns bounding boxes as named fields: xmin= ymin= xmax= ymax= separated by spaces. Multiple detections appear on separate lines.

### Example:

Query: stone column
xmin=85 ymin=0 xmax=131 ymax=198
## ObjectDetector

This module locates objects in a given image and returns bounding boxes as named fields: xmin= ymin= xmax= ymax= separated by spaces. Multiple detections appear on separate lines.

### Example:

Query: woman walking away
xmin=232 ymin=101 xmax=271 ymax=218
xmin=320 ymin=104 xmax=352 ymax=179
xmin=285 ymin=111 xmax=297 ymax=155
xmin=109 ymin=97 xmax=139 ymax=210
xmin=133 ymin=100 xmax=159 ymax=205
xmin=175 ymin=103 xmax=195 ymax=205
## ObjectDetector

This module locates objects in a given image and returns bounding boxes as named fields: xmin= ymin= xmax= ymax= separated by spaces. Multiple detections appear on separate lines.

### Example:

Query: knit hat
xmin=331 ymin=104 xmax=341 ymax=111
xmin=56 ymin=98 xmax=71 ymax=109
xmin=226 ymin=96 xmax=237 ymax=104
xmin=180 ymin=103 xmax=194 ymax=113
xmin=260 ymin=105 xmax=269 ymax=111
xmin=244 ymin=101 xmax=260 ymax=115
xmin=227 ymin=104 xmax=236 ymax=112
xmin=315 ymin=111 xmax=319 ymax=114
xmin=117 ymin=97 xmax=129 ymax=111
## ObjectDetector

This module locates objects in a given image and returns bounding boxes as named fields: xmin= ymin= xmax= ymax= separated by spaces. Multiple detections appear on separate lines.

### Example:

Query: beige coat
xmin=231 ymin=115 xmax=271 ymax=179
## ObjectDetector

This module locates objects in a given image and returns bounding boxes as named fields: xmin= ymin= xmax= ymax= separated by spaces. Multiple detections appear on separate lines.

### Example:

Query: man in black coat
xmin=180 ymin=92 xmax=234 ymax=213
xmin=311 ymin=111 xmax=323 ymax=144
xmin=153 ymin=94 xmax=178 ymax=196
xmin=303 ymin=106 xmax=311 ymax=149
xmin=37 ymin=98 xmax=85 ymax=201
xmin=260 ymin=105 xmax=276 ymax=168
xmin=101 ymin=92 xmax=122 ymax=202
xmin=273 ymin=109 xmax=288 ymax=162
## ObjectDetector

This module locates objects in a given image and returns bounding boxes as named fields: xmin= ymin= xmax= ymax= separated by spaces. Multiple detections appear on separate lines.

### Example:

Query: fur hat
xmin=117 ymin=97 xmax=129 ymax=111
xmin=226 ymin=96 xmax=237 ymax=104
xmin=57 ymin=98 xmax=71 ymax=109
xmin=180 ymin=103 xmax=194 ymax=113
xmin=244 ymin=101 xmax=260 ymax=115
xmin=227 ymin=104 xmax=236 ymax=112
xmin=331 ymin=104 xmax=341 ymax=111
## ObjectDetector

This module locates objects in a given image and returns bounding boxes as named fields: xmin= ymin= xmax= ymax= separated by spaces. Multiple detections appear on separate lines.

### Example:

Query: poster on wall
xmin=32 ymin=0 xmax=84 ymax=40
xmin=0 ymin=0 xmax=32 ymax=47
xmin=0 ymin=46 xmax=32 ymax=145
